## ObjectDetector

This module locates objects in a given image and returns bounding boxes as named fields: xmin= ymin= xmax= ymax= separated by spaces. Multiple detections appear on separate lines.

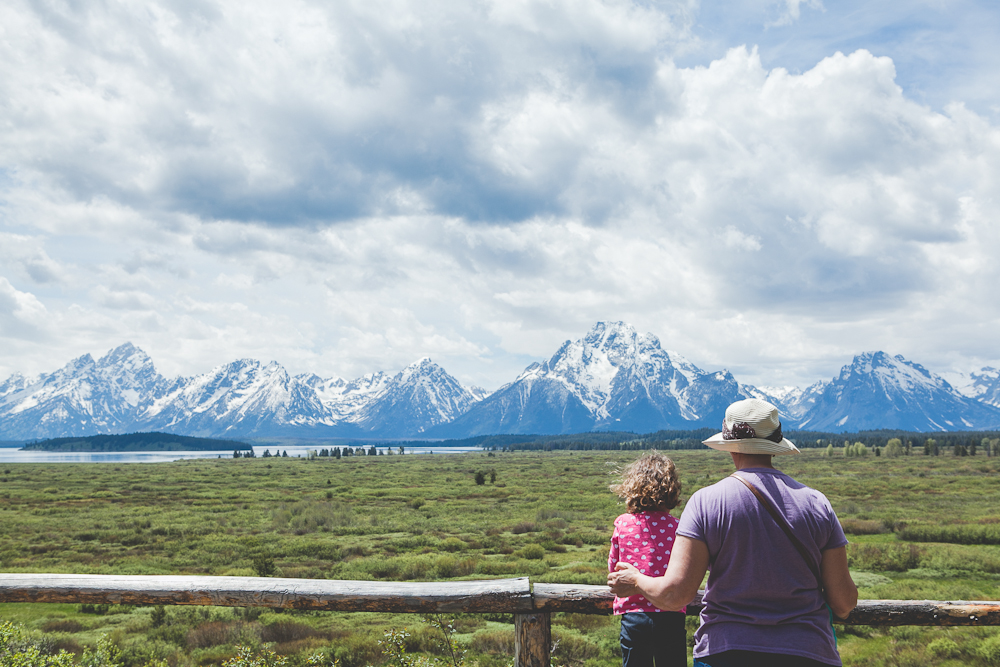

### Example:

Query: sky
xmin=1 ymin=0 xmax=999 ymax=391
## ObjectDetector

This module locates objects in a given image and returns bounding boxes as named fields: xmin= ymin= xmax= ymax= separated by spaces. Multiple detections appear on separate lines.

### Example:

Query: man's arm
xmin=607 ymin=535 xmax=709 ymax=611
xmin=820 ymin=546 xmax=858 ymax=619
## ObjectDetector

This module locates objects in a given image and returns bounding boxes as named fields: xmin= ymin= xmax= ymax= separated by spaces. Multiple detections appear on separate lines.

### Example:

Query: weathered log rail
xmin=3 ymin=574 xmax=1000 ymax=667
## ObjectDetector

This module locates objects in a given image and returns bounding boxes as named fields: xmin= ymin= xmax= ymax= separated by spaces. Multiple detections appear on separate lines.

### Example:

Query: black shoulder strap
xmin=729 ymin=472 xmax=822 ymax=584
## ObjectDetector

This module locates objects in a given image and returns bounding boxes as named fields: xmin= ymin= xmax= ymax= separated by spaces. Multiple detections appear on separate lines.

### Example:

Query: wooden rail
xmin=3 ymin=574 xmax=1000 ymax=667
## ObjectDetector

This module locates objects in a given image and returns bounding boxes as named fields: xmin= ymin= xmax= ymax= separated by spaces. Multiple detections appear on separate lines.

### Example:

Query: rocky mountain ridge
xmin=2 ymin=323 xmax=999 ymax=439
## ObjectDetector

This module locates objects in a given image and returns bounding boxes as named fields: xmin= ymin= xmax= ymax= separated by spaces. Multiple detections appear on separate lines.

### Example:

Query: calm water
xmin=0 ymin=445 xmax=483 ymax=463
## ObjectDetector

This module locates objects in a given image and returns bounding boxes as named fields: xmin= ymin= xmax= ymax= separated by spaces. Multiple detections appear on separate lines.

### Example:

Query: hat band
xmin=722 ymin=421 xmax=784 ymax=444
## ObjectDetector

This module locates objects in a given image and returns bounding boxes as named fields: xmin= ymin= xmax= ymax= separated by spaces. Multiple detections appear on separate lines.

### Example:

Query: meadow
xmin=3 ymin=448 xmax=1000 ymax=666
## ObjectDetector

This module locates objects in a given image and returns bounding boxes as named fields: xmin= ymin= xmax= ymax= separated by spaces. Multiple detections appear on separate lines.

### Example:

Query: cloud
xmin=0 ymin=278 xmax=50 ymax=339
xmin=0 ymin=0 xmax=999 ymax=390
xmin=766 ymin=0 xmax=824 ymax=28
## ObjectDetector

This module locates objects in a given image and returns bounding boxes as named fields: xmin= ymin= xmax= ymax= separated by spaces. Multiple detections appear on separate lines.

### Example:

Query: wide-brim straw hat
xmin=702 ymin=398 xmax=800 ymax=455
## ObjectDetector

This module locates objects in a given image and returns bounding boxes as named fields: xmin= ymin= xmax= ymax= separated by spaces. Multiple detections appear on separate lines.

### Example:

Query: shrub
xmin=470 ymin=629 xmax=515 ymax=655
xmin=840 ymin=519 xmax=887 ymax=535
xmin=979 ymin=634 xmax=1000 ymax=665
xmin=42 ymin=619 xmax=84 ymax=633
xmin=441 ymin=537 xmax=466 ymax=552
xmin=511 ymin=522 xmax=536 ymax=534
xmin=329 ymin=634 xmax=381 ymax=667
xmin=848 ymin=543 xmax=921 ymax=572
xmin=271 ymin=500 xmax=354 ymax=534
xmin=252 ymin=556 xmax=276 ymax=577
xmin=0 ymin=620 xmax=76 ymax=667
xmin=187 ymin=621 xmax=262 ymax=649
xmin=551 ymin=630 xmax=604 ymax=662
xmin=899 ymin=524 xmax=1000 ymax=545
xmin=222 ymin=646 xmax=287 ymax=667
xmin=927 ymin=638 xmax=960 ymax=658
xmin=259 ymin=621 xmax=320 ymax=644
xmin=435 ymin=556 xmax=458 ymax=578
xmin=516 ymin=544 xmax=546 ymax=560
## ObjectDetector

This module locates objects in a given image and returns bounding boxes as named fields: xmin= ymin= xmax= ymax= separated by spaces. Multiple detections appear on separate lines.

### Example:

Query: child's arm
xmin=608 ymin=535 xmax=708 ymax=611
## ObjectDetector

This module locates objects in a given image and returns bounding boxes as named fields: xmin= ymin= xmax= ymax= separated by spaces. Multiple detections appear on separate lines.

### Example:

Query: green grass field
xmin=3 ymin=448 xmax=1000 ymax=666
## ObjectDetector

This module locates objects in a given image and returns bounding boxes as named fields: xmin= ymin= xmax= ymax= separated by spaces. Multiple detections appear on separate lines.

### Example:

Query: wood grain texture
xmin=3 ymin=574 xmax=1000 ymax=626
xmin=514 ymin=612 xmax=551 ymax=667
xmin=844 ymin=600 xmax=1000 ymax=626
xmin=531 ymin=583 xmax=705 ymax=615
xmin=0 ymin=574 xmax=533 ymax=613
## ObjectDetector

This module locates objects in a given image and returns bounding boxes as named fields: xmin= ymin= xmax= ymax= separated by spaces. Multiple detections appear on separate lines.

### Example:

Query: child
xmin=609 ymin=451 xmax=686 ymax=667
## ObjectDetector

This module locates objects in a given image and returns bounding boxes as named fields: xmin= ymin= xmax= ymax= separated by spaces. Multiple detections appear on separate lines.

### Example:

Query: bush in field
xmin=899 ymin=524 xmax=1000 ymax=545
xmin=511 ymin=522 xmax=536 ymax=534
xmin=978 ymin=634 xmax=1000 ymax=664
xmin=222 ymin=646 xmax=286 ymax=667
xmin=885 ymin=438 xmax=904 ymax=458
xmin=271 ymin=500 xmax=354 ymax=534
xmin=516 ymin=544 xmax=546 ymax=560
xmin=80 ymin=634 xmax=124 ymax=667
xmin=0 ymin=620 xmax=76 ymax=667
xmin=845 ymin=442 xmax=869 ymax=457
xmin=848 ymin=543 xmax=921 ymax=572
xmin=252 ymin=556 xmax=276 ymax=577
xmin=927 ymin=637 xmax=960 ymax=658
xmin=470 ymin=629 xmax=515 ymax=655
xmin=840 ymin=519 xmax=888 ymax=535
xmin=441 ymin=537 xmax=466 ymax=552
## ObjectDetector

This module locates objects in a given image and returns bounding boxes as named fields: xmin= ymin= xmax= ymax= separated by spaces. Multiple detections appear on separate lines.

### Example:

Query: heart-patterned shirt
xmin=608 ymin=510 xmax=683 ymax=615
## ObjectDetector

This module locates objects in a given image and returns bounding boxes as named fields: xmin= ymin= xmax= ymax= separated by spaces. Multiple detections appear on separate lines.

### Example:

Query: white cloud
xmin=0 ymin=0 xmax=999 ymax=390
xmin=767 ymin=0 xmax=824 ymax=28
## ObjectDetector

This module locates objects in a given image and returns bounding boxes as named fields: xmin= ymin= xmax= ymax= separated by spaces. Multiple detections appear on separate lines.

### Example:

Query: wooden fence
xmin=3 ymin=574 xmax=1000 ymax=667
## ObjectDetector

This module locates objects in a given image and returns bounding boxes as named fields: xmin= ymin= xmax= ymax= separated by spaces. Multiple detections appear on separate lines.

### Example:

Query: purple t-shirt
xmin=676 ymin=468 xmax=848 ymax=665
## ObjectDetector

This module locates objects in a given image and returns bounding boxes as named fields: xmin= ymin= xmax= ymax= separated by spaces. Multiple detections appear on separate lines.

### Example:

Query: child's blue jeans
xmin=619 ymin=611 xmax=686 ymax=667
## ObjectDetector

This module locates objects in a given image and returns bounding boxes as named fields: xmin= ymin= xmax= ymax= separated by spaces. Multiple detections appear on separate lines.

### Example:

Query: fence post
xmin=514 ymin=612 xmax=551 ymax=667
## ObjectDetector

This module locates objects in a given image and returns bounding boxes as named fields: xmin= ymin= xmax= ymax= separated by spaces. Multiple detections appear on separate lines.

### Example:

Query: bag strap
xmin=729 ymin=472 xmax=822 ymax=584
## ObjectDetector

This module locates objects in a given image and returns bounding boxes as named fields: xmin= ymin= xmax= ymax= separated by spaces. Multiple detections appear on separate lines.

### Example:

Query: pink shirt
xmin=608 ymin=510 xmax=682 ymax=614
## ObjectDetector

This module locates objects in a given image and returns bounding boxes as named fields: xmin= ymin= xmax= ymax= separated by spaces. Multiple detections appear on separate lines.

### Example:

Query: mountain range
xmin=2 ymin=322 xmax=999 ymax=440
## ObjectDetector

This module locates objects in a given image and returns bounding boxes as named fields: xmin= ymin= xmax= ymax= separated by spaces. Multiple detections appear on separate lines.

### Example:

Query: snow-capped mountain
xmin=0 ymin=343 xmax=167 ymax=438
xmin=302 ymin=372 xmax=390 ymax=422
xmin=139 ymin=359 xmax=346 ymax=438
xmin=429 ymin=322 xmax=758 ymax=436
xmin=351 ymin=358 xmax=485 ymax=437
xmin=4 ymin=329 xmax=1000 ymax=440
xmin=947 ymin=367 xmax=1000 ymax=408
xmin=789 ymin=352 xmax=1000 ymax=432
xmin=0 ymin=345 xmax=484 ymax=440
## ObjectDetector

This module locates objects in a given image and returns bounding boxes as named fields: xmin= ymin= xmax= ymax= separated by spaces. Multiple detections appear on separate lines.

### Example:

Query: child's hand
xmin=607 ymin=561 xmax=641 ymax=596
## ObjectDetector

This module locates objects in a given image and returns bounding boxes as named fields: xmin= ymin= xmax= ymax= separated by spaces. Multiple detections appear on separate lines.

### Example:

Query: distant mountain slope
xmin=0 ymin=343 xmax=166 ymax=439
xmin=3 ymin=329 xmax=1000 ymax=439
xmin=0 ymin=345 xmax=484 ymax=440
xmin=350 ymin=358 xmax=484 ymax=437
xmin=430 ymin=322 xmax=758 ymax=436
xmin=948 ymin=367 xmax=1000 ymax=408
xmin=790 ymin=352 xmax=1000 ymax=432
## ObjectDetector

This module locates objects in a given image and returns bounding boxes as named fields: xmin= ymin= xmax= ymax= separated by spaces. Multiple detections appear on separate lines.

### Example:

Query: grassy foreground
xmin=3 ymin=449 xmax=1000 ymax=666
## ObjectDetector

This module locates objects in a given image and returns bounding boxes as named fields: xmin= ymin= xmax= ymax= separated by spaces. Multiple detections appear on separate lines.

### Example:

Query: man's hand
xmin=607 ymin=561 xmax=641 ymax=597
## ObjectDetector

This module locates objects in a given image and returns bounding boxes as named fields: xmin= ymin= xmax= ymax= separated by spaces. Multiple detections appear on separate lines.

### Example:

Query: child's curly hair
xmin=610 ymin=450 xmax=681 ymax=512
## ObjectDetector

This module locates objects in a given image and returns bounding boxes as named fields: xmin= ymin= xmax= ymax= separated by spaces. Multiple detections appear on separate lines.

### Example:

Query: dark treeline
xmin=472 ymin=428 xmax=1000 ymax=453
xmin=21 ymin=432 xmax=250 ymax=452
xmin=318 ymin=428 xmax=1000 ymax=454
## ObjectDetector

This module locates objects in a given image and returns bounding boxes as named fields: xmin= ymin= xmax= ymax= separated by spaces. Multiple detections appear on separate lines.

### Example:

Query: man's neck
xmin=730 ymin=452 xmax=775 ymax=470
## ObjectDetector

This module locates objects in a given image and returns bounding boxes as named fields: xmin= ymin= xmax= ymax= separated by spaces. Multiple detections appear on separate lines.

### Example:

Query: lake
xmin=0 ymin=445 xmax=484 ymax=463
